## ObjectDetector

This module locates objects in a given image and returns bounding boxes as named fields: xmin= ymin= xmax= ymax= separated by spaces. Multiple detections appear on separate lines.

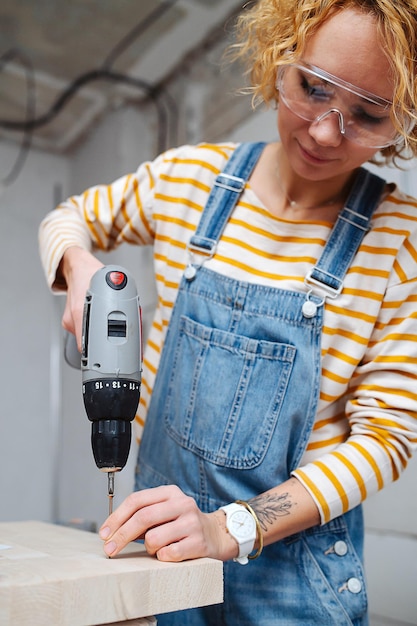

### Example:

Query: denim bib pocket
xmin=163 ymin=314 xmax=296 ymax=469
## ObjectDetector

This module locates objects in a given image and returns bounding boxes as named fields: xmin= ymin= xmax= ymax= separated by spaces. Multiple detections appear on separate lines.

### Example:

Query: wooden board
xmin=0 ymin=521 xmax=223 ymax=625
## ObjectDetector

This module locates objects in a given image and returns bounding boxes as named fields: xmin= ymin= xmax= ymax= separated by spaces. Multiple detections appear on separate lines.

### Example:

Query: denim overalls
xmin=135 ymin=143 xmax=385 ymax=625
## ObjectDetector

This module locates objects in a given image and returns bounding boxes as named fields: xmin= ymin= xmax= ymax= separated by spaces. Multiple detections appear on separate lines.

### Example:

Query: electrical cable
xmin=0 ymin=49 xmax=36 ymax=187
xmin=156 ymin=84 xmax=179 ymax=149
xmin=0 ymin=69 xmax=155 ymax=132
xmin=101 ymin=0 xmax=180 ymax=71
xmin=0 ymin=69 xmax=173 ymax=154
xmin=0 ymin=0 xmax=181 ymax=182
xmin=100 ymin=0 xmax=180 ymax=150
xmin=99 ymin=0 xmax=180 ymax=150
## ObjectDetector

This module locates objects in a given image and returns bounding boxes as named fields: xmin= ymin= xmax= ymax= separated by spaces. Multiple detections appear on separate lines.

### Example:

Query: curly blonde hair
xmin=230 ymin=0 xmax=417 ymax=163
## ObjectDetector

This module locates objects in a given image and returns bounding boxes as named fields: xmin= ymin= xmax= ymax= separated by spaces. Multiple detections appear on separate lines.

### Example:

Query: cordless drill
xmin=80 ymin=265 xmax=142 ymax=514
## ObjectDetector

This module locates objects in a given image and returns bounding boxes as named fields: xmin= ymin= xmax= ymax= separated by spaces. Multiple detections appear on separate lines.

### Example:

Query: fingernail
xmin=104 ymin=541 xmax=117 ymax=556
xmin=99 ymin=526 xmax=111 ymax=539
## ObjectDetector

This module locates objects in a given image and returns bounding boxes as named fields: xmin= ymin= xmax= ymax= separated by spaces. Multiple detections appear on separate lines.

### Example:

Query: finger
xmin=155 ymin=534 xmax=207 ymax=563
xmin=100 ymin=485 xmax=185 ymax=536
xmin=144 ymin=509 xmax=203 ymax=557
xmin=100 ymin=487 xmax=188 ymax=556
xmin=102 ymin=503 xmax=172 ymax=558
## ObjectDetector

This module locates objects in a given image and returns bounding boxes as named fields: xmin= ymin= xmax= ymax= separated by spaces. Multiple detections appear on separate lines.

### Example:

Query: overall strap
xmin=304 ymin=167 xmax=386 ymax=307
xmin=185 ymin=147 xmax=386 ymax=303
xmin=185 ymin=142 xmax=266 ymax=278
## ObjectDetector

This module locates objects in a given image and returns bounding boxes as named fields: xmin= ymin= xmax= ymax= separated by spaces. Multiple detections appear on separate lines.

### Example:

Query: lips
xmin=298 ymin=141 xmax=335 ymax=164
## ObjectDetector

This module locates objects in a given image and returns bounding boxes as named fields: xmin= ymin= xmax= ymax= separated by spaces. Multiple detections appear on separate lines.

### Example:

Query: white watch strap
xmin=220 ymin=503 xmax=256 ymax=565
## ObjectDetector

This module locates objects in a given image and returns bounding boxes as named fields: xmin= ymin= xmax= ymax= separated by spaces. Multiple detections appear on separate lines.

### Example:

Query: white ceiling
xmin=0 ymin=0 xmax=244 ymax=153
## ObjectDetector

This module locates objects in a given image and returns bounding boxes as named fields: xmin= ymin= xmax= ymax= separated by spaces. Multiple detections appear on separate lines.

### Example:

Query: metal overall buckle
xmin=302 ymin=269 xmax=343 ymax=318
xmin=184 ymin=239 xmax=217 ymax=280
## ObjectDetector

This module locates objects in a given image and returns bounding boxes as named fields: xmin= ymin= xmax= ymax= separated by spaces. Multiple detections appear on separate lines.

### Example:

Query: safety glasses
xmin=276 ymin=62 xmax=414 ymax=149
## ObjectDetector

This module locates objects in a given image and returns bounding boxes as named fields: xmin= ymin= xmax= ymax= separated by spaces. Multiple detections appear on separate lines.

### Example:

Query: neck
xmin=275 ymin=146 xmax=353 ymax=214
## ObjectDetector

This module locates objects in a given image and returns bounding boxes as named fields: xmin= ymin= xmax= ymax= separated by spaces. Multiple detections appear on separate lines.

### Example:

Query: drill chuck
xmin=91 ymin=420 xmax=131 ymax=471
xmin=83 ymin=377 xmax=141 ymax=469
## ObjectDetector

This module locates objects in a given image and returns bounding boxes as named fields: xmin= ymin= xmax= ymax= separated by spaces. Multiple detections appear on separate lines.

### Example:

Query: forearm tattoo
xmin=248 ymin=493 xmax=293 ymax=533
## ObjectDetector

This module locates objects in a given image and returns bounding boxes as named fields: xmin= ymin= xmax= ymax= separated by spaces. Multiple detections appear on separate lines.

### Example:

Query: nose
xmin=308 ymin=109 xmax=345 ymax=147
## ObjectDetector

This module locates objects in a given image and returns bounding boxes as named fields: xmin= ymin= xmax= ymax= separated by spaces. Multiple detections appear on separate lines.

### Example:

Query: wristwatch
xmin=220 ymin=502 xmax=257 ymax=565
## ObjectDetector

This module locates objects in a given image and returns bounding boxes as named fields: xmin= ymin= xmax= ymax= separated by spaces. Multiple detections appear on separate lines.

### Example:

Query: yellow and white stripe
xmin=39 ymin=142 xmax=417 ymax=524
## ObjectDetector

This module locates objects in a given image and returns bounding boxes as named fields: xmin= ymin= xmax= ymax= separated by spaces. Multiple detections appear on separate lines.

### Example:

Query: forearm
xmin=39 ymin=169 xmax=154 ymax=291
xmin=39 ymin=209 xmax=93 ymax=291
xmin=213 ymin=476 xmax=321 ymax=559
xmin=247 ymin=477 xmax=320 ymax=548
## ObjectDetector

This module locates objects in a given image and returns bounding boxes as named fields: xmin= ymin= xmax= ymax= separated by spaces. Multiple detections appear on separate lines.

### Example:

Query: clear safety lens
xmin=276 ymin=63 xmax=412 ymax=149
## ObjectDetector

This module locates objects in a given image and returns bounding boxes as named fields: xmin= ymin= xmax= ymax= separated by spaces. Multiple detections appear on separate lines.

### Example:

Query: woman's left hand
xmin=99 ymin=484 xmax=238 ymax=562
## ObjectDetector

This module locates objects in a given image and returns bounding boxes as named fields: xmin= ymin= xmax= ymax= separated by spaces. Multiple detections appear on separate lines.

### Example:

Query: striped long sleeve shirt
xmin=39 ymin=142 xmax=417 ymax=524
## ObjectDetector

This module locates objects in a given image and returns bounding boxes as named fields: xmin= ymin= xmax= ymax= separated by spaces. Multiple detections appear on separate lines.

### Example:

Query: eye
xmin=300 ymin=74 xmax=333 ymax=102
xmin=351 ymin=106 xmax=389 ymax=127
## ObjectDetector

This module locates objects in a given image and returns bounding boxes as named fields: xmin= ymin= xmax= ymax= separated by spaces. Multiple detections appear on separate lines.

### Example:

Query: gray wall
xmin=0 ymin=142 xmax=69 ymax=522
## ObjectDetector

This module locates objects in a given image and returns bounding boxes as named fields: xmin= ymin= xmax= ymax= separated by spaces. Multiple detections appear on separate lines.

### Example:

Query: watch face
xmin=230 ymin=510 xmax=256 ymax=538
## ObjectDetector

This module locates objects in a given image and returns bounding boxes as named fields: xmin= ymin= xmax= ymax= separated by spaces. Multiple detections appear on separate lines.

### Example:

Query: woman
xmin=39 ymin=1 xmax=417 ymax=624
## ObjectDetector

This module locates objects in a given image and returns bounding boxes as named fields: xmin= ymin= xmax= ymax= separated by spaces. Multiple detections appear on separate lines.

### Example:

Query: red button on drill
xmin=106 ymin=271 xmax=127 ymax=290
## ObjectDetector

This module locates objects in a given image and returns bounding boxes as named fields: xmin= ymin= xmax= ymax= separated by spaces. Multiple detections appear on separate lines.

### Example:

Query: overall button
xmin=334 ymin=540 xmax=348 ymax=556
xmin=347 ymin=577 xmax=362 ymax=594
xmin=302 ymin=299 xmax=317 ymax=318
xmin=184 ymin=265 xmax=197 ymax=280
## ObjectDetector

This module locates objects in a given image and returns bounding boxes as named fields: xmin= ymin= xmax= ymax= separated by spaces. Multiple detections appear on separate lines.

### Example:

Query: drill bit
xmin=108 ymin=471 xmax=115 ymax=516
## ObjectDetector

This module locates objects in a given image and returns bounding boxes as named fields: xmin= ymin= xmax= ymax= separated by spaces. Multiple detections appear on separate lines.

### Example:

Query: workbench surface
xmin=0 ymin=520 xmax=223 ymax=626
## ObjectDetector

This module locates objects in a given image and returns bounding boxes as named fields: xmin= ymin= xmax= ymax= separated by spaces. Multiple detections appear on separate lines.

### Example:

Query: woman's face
xmin=277 ymin=8 xmax=395 ymax=182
